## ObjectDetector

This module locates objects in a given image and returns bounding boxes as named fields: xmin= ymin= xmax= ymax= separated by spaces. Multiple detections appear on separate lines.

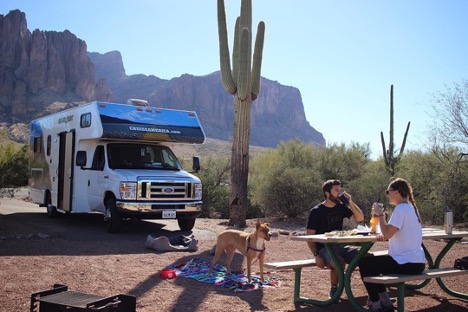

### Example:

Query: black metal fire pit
xmin=30 ymin=284 xmax=136 ymax=311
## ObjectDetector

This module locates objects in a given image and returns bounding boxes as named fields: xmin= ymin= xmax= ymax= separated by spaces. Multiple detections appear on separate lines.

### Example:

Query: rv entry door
xmin=58 ymin=131 xmax=75 ymax=212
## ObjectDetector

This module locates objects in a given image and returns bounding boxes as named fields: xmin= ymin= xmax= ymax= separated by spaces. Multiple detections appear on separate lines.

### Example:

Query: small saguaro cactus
xmin=380 ymin=85 xmax=411 ymax=176
xmin=217 ymin=0 xmax=265 ymax=227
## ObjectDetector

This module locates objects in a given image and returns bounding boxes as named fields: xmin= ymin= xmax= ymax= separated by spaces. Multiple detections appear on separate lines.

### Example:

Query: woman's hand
xmin=372 ymin=202 xmax=384 ymax=215
xmin=376 ymin=233 xmax=386 ymax=241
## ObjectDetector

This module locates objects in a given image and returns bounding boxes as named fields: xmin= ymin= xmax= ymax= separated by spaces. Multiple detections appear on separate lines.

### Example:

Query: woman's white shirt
xmin=388 ymin=202 xmax=425 ymax=264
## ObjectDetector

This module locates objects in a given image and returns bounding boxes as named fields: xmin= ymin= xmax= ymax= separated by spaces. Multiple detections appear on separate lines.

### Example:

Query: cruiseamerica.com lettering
xmin=129 ymin=126 xmax=181 ymax=134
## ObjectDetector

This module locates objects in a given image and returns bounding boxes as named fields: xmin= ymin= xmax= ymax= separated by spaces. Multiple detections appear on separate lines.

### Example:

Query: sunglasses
xmin=386 ymin=189 xmax=395 ymax=195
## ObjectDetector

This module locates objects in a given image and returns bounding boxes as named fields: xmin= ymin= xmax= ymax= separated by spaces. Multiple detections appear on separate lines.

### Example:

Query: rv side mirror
xmin=76 ymin=151 xmax=87 ymax=168
xmin=192 ymin=156 xmax=201 ymax=172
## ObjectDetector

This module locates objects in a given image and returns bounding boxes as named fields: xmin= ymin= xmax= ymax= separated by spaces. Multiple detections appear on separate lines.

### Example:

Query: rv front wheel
xmin=177 ymin=218 xmax=196 ymax=231
xmin=105 ymin=196 xmax=121 ymax=233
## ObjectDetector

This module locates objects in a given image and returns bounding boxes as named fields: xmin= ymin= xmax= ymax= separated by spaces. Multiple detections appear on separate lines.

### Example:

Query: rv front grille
xmin=138 ymin=181 xmax=194 ymax=200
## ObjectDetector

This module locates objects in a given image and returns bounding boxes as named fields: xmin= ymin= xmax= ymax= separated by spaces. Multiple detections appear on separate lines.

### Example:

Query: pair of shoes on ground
xmin=367 ymin=300 xmax=396 ymax=311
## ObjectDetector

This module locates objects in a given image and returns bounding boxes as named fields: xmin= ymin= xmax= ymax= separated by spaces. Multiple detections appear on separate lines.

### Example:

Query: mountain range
xmin=0 ymin=9 xmax=325 ymax=148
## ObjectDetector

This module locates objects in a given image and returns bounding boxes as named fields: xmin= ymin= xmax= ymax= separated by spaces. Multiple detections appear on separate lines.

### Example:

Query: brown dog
xmin=209 ymin=219 xmax=272 ymax=282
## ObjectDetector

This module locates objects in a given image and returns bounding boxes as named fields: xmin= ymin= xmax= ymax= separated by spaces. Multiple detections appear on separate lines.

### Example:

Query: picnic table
xmin=287 ymin=229 xmax=468 ymax=311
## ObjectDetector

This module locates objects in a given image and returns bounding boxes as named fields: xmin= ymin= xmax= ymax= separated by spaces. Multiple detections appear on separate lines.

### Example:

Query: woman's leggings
xmin=358 ymin=255 xmax=425 ymax=302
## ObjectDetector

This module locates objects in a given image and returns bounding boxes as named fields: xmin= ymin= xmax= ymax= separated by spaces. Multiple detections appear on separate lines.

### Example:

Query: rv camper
xmin=29 ymin=100 xmax=205 ymax=232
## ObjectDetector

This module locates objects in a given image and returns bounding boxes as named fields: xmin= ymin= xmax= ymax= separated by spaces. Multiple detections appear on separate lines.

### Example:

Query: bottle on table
xmin=370 ymin=203 xmax=383 ymax=234
xmin=444 ymin=206 xmax=453 ymax=234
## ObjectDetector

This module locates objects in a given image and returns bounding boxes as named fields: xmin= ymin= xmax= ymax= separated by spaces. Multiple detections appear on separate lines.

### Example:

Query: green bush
xmin=195 ymin=155 xmax=231 ymax=218
xmin=249 ymin=140 xmax=322 ymax=218
xmin=0 ymin=143 xmax=29 ymax=191
xmin=345 ymin=160 xmax=392 ymax=223
xmin=261 ymin=167 xmax=321 ymax=217
xmin=398 ymin=149 xmax=468 ymax=224
xmin=313 ymin=142 xmax=371 ymax=182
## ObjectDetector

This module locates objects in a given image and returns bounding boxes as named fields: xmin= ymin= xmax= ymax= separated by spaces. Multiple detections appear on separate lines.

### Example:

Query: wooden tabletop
xmin=422 ymin=230 xmax=468 ymax=240
xmin=291 ymin=233 xmax=377 ymax=243
xmin=291 ymin=229 xmax=468 ymax=243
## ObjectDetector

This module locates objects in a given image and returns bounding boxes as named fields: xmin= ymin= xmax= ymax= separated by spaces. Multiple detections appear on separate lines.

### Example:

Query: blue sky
xmin=2 ymin=0 xmax=468 ymax=158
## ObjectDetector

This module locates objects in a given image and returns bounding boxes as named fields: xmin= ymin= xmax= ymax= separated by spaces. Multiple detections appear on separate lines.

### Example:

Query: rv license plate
xmin=162 ymin=210 xmax=176 ymax=219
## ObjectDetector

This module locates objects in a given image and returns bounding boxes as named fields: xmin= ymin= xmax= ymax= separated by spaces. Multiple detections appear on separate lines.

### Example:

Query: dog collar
xmin=247 ymin=237 xmax=265 ymax=253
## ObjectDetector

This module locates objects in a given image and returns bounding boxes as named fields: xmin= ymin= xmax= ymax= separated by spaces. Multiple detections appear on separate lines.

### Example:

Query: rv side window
xmin=33 ymin=136 xmax=42 ymax=153
xmin=80 ymin=113 xmax=92 ymax=128
xmin=92 ymin=146 xmax=105 ymax=171
xmin=46 ymin=135 xmax=51 ymax=156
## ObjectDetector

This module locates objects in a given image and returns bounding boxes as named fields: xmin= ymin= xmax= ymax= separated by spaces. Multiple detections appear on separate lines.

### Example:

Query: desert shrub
xmin=398 ymin=149 xmax=468 ymax=224
xmin=195 ymin=155 xmax=231 ymax=218
xmin=260 ymin=167 xmax=321 ymax=218
xmin=249 ymin=140 xmax=322 ymax=218
xmin=313 ymin=142 xmax=371 ymax=182
xmin=0 ymin=143 xmax=29 ymax=196
xmin=246 ymin=201 xmax=264 ymax=219
xmin=345 ymin=160 xmax=392 ymax=223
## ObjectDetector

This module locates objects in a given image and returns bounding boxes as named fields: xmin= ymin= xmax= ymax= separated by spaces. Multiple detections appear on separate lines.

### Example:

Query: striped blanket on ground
xmin=165 ymin=258 xmax=281 ymax=293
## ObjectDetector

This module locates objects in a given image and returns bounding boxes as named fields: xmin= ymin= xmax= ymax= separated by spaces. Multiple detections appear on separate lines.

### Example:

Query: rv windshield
xmin=107 ymin=143 xmax=182 ymax=170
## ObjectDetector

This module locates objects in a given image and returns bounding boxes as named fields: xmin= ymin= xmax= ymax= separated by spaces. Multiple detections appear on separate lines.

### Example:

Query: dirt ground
xmin=1 ymin=195 xmax=468 ymax=312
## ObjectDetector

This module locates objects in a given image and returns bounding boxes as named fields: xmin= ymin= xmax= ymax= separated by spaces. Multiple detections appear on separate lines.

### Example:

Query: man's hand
xmin=315 ymin=254 xmax=325 ymax=269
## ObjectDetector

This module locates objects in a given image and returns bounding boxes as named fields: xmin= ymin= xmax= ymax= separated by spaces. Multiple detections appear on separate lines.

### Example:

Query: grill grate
xmin=30 ymin=284 xmax=136 ymax=312
xmin=36 ymin=291 xmax=103 ymax=308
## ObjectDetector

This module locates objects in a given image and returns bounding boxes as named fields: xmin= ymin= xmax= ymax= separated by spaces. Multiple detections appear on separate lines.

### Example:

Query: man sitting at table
xmin=306 ymin=179 xmax=364 ymax=299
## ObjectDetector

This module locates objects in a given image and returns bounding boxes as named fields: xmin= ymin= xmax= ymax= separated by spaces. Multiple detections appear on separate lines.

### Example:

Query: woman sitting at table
xmin=358 ymin=178 xmax=425 ymax=312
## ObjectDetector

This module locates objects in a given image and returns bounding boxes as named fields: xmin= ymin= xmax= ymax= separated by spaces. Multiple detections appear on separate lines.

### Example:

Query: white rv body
xmin=29 ymin=101 xmax=205 ymax=232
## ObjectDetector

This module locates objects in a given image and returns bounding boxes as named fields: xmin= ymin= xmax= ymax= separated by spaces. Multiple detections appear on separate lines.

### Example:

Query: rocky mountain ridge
xmin=0 ymin=9 xmax=325 ymax=147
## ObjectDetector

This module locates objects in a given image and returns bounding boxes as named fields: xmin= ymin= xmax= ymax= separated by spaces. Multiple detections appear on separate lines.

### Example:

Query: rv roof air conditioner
xmin=127 ymin=99 xmax=149 ymax=107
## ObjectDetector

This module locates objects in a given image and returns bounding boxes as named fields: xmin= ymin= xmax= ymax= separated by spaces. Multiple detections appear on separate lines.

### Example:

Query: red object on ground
xmin=160 ymin=269 xmax=176 ymax=279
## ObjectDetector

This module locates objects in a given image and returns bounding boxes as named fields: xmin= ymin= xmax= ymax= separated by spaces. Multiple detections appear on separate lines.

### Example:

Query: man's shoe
xmin=329 ymin=286 xmax=338 ymax=299
xmin=381 ymin=304 xmax=396 ymax=311
xmin=367 ymin=296 xmax=395 ymax=311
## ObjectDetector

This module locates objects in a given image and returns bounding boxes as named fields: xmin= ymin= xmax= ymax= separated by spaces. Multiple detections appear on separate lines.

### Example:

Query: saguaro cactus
xmin=381 ymin=85 xmax=411 ymax=176
xmin=217 ymin=0 xmax=265 ymax=227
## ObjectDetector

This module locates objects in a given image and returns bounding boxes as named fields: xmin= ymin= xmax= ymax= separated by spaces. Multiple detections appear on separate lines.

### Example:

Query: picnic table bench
xmin=364 ymin=267 xmax=468 ymax=312
xmin=265 ymin=259 xmax=316 ymax=271
xmin=265 ymin=259 xmax=317 ymax=304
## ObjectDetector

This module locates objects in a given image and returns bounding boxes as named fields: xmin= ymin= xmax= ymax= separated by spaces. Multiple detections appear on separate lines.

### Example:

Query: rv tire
xmin=105 ymin=196 xmax=121 ymax=233
xmin=177 ymin=218 xmax=196 ymax=231
xmin=45 ymin=192 xmax=59 ymax=218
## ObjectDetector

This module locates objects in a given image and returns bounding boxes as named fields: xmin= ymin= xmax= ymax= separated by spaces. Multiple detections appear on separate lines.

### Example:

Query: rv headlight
xmin=120 ymin=182 xmax=137 ymax=200
xmin=194 ymin=183 xmax=202 ymax=200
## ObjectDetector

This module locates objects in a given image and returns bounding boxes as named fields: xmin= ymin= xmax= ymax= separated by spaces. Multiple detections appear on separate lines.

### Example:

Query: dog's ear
xmin=256 ymin=219 xmax=261 ymax=229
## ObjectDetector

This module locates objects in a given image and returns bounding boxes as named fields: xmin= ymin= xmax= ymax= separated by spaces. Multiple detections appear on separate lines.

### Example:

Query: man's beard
xmin=330 ymin=194 xmax=341 ymax=204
